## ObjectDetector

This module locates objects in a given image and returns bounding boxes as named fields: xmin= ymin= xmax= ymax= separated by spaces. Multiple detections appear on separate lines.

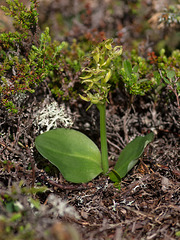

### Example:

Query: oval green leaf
xmin=35 ymin=128 xmax=102 ymax=183
xmin=114 ymin=132 xmax=154 ymax=178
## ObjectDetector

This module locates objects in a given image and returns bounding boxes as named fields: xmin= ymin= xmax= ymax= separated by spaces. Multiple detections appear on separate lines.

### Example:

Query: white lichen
xmin=35 ymin=100 xmax=73 ymax=132
xmin=47 ymin=194 xmax=80 ymax=219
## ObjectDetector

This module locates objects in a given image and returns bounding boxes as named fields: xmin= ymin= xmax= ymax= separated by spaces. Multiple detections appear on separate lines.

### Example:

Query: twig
xmin=107 ymin=138 xmax=121 ymax=150
xmin=0 ymin=140 xmax=24 ymax=159
xmin=40 ymin=175 xmax=94 ymax=190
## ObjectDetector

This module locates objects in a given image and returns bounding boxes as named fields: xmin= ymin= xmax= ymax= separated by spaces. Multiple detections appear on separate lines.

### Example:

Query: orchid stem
xmin=97 ymin=103 xmax=109 ymax=174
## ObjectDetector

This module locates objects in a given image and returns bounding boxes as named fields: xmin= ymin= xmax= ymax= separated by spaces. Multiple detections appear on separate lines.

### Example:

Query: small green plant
xmin=159 ymin=69 xmax=180 ymax=108
xmin=0 ymin=0 xmax=79 ymax=112
xmin=120 ymin=59 xmax=153 ymax=96
xmin=35 ymin=40 xmax=154 ymax=187
xmin=148 ymin=49 xmax=180 ymax=108
xmin=0 ymin=0 xmax=39 ymax=112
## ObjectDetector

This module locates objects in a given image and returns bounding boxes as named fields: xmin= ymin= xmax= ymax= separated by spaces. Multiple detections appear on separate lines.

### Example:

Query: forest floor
xmin=0 ymin=86 xmax=179 ymax=240
xmin=0 ymin=0 xmax=179 ymax=239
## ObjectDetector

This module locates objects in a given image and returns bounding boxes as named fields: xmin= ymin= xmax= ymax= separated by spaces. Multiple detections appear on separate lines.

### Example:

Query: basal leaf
xmin=114 ymin=132 xmax=154 ymax=178
xmin=35 ymin=128 xmax=102 ymax=183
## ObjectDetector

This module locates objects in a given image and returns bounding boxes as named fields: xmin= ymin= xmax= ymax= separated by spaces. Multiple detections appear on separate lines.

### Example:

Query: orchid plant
xmin=35 ymin=39 xmax=154 ymax=187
